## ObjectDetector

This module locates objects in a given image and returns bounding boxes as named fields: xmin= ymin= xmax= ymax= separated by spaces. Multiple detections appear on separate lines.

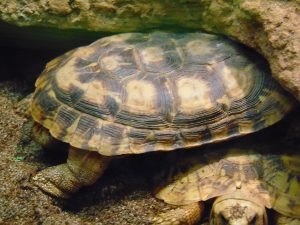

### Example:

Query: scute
xmin=31 ymin=32 xmax=296 ymax=156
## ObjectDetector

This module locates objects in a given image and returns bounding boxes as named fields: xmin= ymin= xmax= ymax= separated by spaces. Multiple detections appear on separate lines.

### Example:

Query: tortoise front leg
xmin=33 ymin=146 xmax=110 ymax=198
xmin=273 ymin=214 xmax=300 ymax=225
xmin=152 ymin=202 xmax=204 ymax=225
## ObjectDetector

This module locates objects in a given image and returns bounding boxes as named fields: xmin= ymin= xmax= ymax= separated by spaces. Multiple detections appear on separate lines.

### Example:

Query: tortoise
xmin=153 ymin=142 xmax=300 ymax=225
xmin=18 ymin=31 xmax=296 ymax=198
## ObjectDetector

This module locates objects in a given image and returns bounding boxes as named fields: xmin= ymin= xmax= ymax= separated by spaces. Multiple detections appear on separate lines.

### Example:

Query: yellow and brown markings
xmin=80 ymin=73 xmax=124 ymax=118
xmin=263 ymin=154 xmax=300 ymax=217
xmin=100 ymin=47 xmax=138 ymax=78
xmin=219 ymin=64 xmax=254 ymax=100
xmin=176 ymin=77 xmax=214 ymax=113
xmin=83 ymin=80 xmax=106 ymax=106
xmin=138 ymin=38 xmax=182 ymax=73
xmin=102 ymin=54 xmax=127 ymax=71
xmin=210 ymin=61 xmax=256 ymax=117
xmin=156 ymin=150 xmax=274 ymax=207
xmin=155 ymin=157 xmax=238 ymax=205
xmin=31 ymin=32 xmax=296 ymax=156
xmin=98 ymin=33 xmax=135 ymax=45
xmin=207 ymin=121 xmax=231 ymax=142
xmin=52 ymin=54 xmax=125 ymax=120
xmin=281 ymin=154 xmax=300 ymax=175
xmin=115 ymin=74 xmax=176 ymax=129
xmin=257 ymin=91 xmax=297 ymax=127
xmin=98 ymin=123 xmax=126 ymax=153
xmin=123 ymin=79 xmax=158 ymax=114
xmin=270 ymin=193 xmax=300 ymax=218
xmin=186 ymin=40 xmax=215 ymax=57
xmin=55 ymin=57 xmax=87 ymax=92
xmin=217 ymin=155 xmax=262 ymax=182
xmin=141 ymin=47 xmax=165 ymax=64
xmin=68 ymin=115 xmax=101 ymax=149
xmin=127 ymin=128 xmax=153 ymax=145
xmin=31 ymin=87 xmax=60 ymax=127
xmin=35 ymin=49 xmax=78 ymax=88
xmin=49 ymin=106 xmax=80 ymax=142
xmin=70 ymin=45 xmax=98 ymax=60
xmin=151 ymin=129 xmax=179 ymax=150
xmin=180 ymin=126 xmax=211 ymax=144
xmin=182 ymin=37 xmax=235 ymax=65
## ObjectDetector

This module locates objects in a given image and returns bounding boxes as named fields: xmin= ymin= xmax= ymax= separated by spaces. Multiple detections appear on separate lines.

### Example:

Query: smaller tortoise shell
xmin=155 ymin=146 xmax=300 ymax=218
xmin=31 ymin=32 xmax=295 ymax=156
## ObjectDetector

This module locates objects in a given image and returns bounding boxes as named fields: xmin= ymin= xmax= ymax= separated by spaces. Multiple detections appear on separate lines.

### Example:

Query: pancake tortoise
xmin=153 ymin=144 xmax=300 ymax=225
xmin=19 ymin=32 xmax=295 ymax=199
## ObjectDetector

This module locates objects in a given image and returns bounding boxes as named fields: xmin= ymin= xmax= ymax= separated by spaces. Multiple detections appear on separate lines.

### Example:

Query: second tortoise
xmin=20 ymin=32 xmax=296 ymax=198
xmin=153 ymin=141 xmax=300 ymax=225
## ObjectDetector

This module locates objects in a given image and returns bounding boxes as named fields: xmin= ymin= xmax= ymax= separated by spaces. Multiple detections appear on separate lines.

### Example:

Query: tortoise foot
xmin=32 ymin=164 xmax=80 ymax=199
xmin=33 ymin=147 xmax=110 ymax=198
xmin=152 ymin=202 xmax=203 ymax=225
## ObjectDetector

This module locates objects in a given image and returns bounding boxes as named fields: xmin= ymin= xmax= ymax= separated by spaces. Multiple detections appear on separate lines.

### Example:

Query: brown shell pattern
xmin=155 ymin=148 xmax=300 ymax=218
xmin=31 ymin=32 xmax=295 ymax=156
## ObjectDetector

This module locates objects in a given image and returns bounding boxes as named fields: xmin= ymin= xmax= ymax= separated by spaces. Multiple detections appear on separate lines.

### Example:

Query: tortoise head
xmin=210 ymin=195 xmax=268 ymax=225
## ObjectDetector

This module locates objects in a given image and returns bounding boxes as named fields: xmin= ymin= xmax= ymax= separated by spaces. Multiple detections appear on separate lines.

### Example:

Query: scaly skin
xmin=33 ymin=146 xmax=110 ymax=198
xmin=152 ymin=202 xmax=204 ymax=225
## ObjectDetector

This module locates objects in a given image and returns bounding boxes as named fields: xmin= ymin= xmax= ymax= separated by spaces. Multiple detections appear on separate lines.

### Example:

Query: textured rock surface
xmin=0 ymin=0 xmax=299 ymax=101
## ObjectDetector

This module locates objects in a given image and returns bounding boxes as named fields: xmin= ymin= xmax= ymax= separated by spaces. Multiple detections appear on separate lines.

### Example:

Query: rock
xmin=0 ymin=0 xmax=299 ymax=101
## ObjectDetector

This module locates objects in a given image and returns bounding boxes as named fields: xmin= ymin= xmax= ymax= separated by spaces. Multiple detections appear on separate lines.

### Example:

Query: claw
xmin=32 ymin=164 xmax=79 ymax=199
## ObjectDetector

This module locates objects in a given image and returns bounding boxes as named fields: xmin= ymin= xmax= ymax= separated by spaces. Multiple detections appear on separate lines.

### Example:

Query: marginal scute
xmin=31 ymin=32 xmax=296 ymax=156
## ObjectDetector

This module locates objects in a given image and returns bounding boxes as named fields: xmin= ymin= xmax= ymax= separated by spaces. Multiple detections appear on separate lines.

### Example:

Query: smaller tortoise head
xmin=210 ymin=197 xmax=267 ymax=225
